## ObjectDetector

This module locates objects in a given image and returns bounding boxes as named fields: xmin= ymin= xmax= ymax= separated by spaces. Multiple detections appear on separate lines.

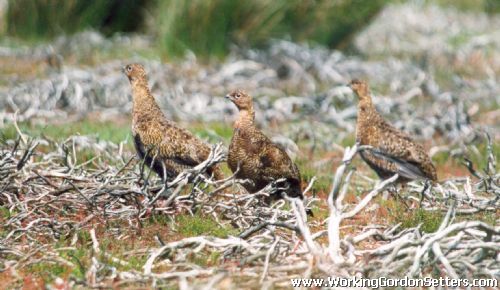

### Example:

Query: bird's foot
xmin=419 ymin=180 xmax=433 ymax=207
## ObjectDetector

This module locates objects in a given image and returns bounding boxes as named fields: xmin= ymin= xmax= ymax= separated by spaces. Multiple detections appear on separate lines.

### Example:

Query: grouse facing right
xmin=349 ymin=79 xmax=437 ymax=183
xmin=226 ymin=89 xmax=303 ymax=200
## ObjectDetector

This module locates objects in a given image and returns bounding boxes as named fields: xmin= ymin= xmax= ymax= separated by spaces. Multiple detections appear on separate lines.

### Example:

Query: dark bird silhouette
xmin=123 ymin=63 xmax=224 ymax=181
xmin=226 ymin=89 xmax=304 ymax=200
xmin=349 ymin=79 xmax=437 ymax=183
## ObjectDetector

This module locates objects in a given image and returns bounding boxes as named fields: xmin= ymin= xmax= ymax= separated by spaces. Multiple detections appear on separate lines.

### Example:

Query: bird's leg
xmin=272 ymin=180 xmax=290 ymax=204
xmin=381 ymin=180 xmax=391 ymax=200
xmin=387 ymin=183 xmax=411 ymax=210
xmin=276 ymin=181 xmax=290 ymax=200
xmin=189 ymin=182 xmax=201 ymax=205
xmin=161 ymin=162 xmax=167 ymax=184
xmin=259 ymin=179 xmax=287 ymax=207
xmin=139 ymin=147 xmax=156 ymax=192
xmin=154 ymin=164 xmax=170 ymax=198
xmin=398 ymin=183 xmax=412 ymax=210
xmin=419 ymin=180 xmax=432 ymax=207
xmin=137 ymin=151 xmax=148 ymax=187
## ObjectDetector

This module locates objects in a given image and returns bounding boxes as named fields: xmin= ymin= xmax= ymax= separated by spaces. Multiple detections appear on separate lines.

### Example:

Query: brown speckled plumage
xmin=124 ymin=63 xmax=224 ymax=181
xmin=350 ymin=79 xmax=437 ymax=183
xmin=226 ymin=90 xmax=303 ymax=199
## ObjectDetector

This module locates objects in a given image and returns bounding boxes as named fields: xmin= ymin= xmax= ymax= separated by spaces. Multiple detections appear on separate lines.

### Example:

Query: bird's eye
xmin=127 ymin=66 xmax=132 ymax=72
xmin=236 ymin=94 xmax=241 ymax=99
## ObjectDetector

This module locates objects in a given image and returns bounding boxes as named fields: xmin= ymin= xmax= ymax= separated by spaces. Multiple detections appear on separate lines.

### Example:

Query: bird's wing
xmin=235 ymin=127 xmax=300 ymax=181
xmin=370 ymin=127 xmax=433 ymax=180
xmin=240 ymin=128 xmax=268 ymax=155
xmin=367 ymin=149 xmax=428 ymax=180
xmin=164 ymin=125 xmax=211 ymax=165
xmin=259 ymin=141 xmax=300 ymax=181
xmin=139 ymin=121 xmax=209 ymax=167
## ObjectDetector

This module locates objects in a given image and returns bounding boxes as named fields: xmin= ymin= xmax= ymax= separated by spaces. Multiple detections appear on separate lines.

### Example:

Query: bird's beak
xmin=122 ymin=66 xmax=127 ymax=74
xmin=225 ymin=94 xmax=233 ymax=100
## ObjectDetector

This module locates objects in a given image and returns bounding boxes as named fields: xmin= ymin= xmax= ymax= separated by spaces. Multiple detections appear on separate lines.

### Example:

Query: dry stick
xmin=16 ymin=141 xmax=38 ymax=171
xmin=302 ymin=176 xmax=317 ymax=197
xmin=2 ymin=128 xmax=499 ymax=285
xmin=239 ymin=222 xmax=298 ymax=239
xmin=116 ymin=148 xmax=133 ymax=174
xmin=201 ymin=273 xmax=227 ymax=290
xmin=260 ymin=237 xmax=280 ymax=283
xmin=143 ymin=236 xmax=254 ymax=276
xmin=90 ymin=228 xmax=129 ymax=267
xmin=90 ymin=228 xmax=100 ymax=253
xmin=145 ymin=143 xmax=226 ymax=209
xmin=166 ymin=143 xmax=226 ymax=187
xmin=12 ymin=110 xmax=27 ymax=145
xmin=151 ymin=269 xmax=214 ymax=280
xmin=327 ymin=144 xmax=358 ymax=263
xmin=342 ymin=174 xmax=398 ymax=219
xmin=4 ymin=218 xmax=53 ymax=240
xmin=432 ymin=243 xmax=459 ymax=279
xmin=408 ymin=221 xmax=499 ymax=277
xmin=327 ymin=143 xmax=398 ymax=264
xmin=438 ymin=199 xmax=456 ymax=232
xmin=290 ymin=197 xmax=320 ymax=256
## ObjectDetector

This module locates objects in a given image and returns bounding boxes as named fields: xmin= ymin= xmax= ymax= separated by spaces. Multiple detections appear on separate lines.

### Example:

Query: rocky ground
xmin=0 ymin=2 xmax=498 ymax=289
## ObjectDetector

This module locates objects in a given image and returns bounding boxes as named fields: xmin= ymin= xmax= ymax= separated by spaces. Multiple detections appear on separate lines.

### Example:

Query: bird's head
xmin=348 ymin=79 xmax=369 ymax=98
xmin=123 ymin=63 xmax=147 ymax=82
xmin=225 ymin=89 xmax=253 ymax=110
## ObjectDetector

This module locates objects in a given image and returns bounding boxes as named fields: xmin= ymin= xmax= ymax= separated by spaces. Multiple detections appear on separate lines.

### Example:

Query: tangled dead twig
xmin=0 ymin=131 xmax=497 ymax=288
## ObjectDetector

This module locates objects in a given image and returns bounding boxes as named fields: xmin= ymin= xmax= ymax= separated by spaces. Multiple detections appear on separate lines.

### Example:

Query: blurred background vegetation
xmin=2 ymin=0 xmax=499 ymax=58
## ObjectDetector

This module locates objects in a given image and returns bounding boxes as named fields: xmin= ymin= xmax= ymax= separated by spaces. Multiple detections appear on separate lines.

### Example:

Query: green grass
xmin=432 ymin=151 xmax=451 ymax=166
xmin=1 ymin=120 xmax=237 ymax=148
xmin=154 ymin=0 xmax=387 ymax=58
xmin=27 ymin=262 xmax=68 ymax=283
xmin=6 ymin=0 xmax=145 ymax=39
xmin=20 ymin=228 xmax=151 ymax=284
xmin=428 ymin=140 xmax=498 ymax=174
xmin=190 ymin=122 xmax=233 ymax=144
xmin=5 ymin=0 xmax=498 ymax=60
xmin=5 ymin=0 xmax=387 ymax=59
xmin=63 ymin=247 xmax=88 ymax=280
xmin=386 ymin=200 xmax=497 ymax=234
xmin=1 ymin=119 xmax=131 ymax=145
xmin=0 ymin=120 xmax=133 ymax=167
xmin=176 ymin=213 xmax=236 ymax=238
xmin=298 ymin=163 xmax=332 ymax=196
xmin=459 ymin=211 xmax=497 ymax=226
xmin=0 ymin=206 xmax=12 ymax=219
xmin=385 ymin=201 xmax=444 ymax=233
xmin=404 ymin=209 xmax=444 ymax=233
xmin=427 ymin=0 xmax=499 ymax=13
xmin=340 ymin=135 xmax=357 ymax=148
xmin=0 ymin=119 xmax=233 ymax=168
xmin=146 ymin=212 xmax=173 ymax=227
xmin=456 ymin=138 xmax=499 ymax=174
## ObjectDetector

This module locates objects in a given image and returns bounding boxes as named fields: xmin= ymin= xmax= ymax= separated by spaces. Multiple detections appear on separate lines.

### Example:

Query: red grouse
xmin=123 ymin=63 xmax=224 ymax=181
xmin=349 ymin=79 xmax=437 ymax=183
xmin=226 ymin=89 xmax=303 ymax=200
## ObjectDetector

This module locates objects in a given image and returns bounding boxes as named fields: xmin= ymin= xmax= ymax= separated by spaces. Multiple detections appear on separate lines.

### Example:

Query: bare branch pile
xmin=1 ymin=131 xmax=497 ymax=288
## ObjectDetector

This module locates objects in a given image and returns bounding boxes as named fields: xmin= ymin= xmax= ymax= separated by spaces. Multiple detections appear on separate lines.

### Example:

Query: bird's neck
xmin=357 ymin=94 xmax=377 ymax=119
xmin=234 ymin=108 xmax=255 ymax=130
xmin=356 ymin=94 xmax=384 ymax=138
xmin=131 ymin=79 xmax=162 ymax=121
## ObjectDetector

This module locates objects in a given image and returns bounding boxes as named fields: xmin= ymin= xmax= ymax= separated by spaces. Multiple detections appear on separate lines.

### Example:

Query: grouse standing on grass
xmin=349 ymin=79 xmax=437 ymax=183
xmin=226 ymin=89 xmax=303 ymax=200
xmin=123 ymin=63 xmax=224 ymax=181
